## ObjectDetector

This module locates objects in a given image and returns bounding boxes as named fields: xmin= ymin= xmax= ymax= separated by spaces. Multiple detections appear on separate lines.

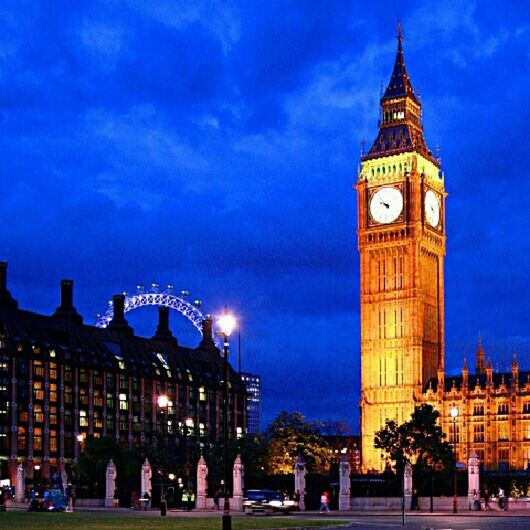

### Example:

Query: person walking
xmin=319 ymin=491 xmax=330 ymax=513
xmin=410 ymin=489 xmax=419 ymax=510
xmin=472 ymin=490 xmax=481 ymax=511
xmin=213 ymin=489 xmax=220 ymax=510
xmin=181 ymin=489 xmax=189 ymax=510
xmin=484 ymin=489 xmax=491 ymax=510
xmin=498 ymin=487 xmax=505 ymax=510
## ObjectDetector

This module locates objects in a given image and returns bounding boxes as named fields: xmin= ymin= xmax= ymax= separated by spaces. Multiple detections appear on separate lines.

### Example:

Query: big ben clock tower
xmin=356 ymin=30 xmax=446 ymax=471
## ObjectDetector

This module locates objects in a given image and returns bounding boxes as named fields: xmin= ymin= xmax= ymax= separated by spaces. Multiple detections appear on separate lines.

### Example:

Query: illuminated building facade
xmin=240 ymin=372 xmax=261 ymax=433
xmin=0 ymin=263 xmax=246 ymax=486
xmin=357 ymin=31 xmax=530 ymax=472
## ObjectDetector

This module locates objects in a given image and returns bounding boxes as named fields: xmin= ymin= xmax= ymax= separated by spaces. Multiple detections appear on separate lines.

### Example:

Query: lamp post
xmin=450 ymin=406 xmax=459 ymax=514
xmin=157 ymin=395 xmax=169 ymax=516
xmin=184 ymin=417 xmax=194 ymax=488
xmin=218 ymin=309 xmax=236 ymax=530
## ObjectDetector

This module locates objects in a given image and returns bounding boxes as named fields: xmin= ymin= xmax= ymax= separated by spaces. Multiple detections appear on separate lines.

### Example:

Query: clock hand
xmin=379 ymin=199 xmax=390 ymax=209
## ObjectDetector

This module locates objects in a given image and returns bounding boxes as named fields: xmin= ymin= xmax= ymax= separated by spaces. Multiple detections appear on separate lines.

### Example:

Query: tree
xmin=72 ymin=436 xmax=136 ymax=498
xmin=317 ymin=419 xmax=351 ymax=437
xmin=203 ymin=432 xmax=267 ymax=493
xmin=374 ymin=404 xmax=454 ymax=473
xmin=264 ymin=411 xmax=332 ymax=475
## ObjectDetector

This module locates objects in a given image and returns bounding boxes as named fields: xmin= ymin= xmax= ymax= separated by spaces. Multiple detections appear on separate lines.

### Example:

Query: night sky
xmin=2 ymin=1 xmax=530 ymax=432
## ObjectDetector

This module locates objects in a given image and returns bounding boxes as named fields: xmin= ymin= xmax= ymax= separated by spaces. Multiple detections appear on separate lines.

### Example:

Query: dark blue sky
xmin=2 ymin=1 xmax=530 ymax=432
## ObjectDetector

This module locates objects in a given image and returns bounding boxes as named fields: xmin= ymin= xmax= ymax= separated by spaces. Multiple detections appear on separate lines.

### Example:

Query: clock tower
xmin=356 ymin=31 xmax=446 ymax=471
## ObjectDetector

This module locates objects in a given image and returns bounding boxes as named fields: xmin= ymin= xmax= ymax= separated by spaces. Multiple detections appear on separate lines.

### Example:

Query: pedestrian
xmin=143 ymin=491 xmax=151 ymax=511
xmin=472 ymin=490 xmax=481 ymax=511
xmin=319 ymin=491 xmax=330 ymax=513
xmin=188 ymin=489 xmax=195 ymax=511
xmin=294 ymin=490 xmax=300 ymax=510
xmin=410 ymin=489 xmax=419 ymax=510
xmin=484 ymin=489 xmax=491 ymax=510
xmin=213 ymin=489 xmax=220 ymax=510
xmin=181 ymin=489 xmax=188 ymax=510
xmin=498 ymin=487 xmax=505 ymax=510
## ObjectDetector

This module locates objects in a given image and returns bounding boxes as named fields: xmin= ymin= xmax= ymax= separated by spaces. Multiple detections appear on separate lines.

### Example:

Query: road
xmin=319 ymin=514 xmax=530 ymax=530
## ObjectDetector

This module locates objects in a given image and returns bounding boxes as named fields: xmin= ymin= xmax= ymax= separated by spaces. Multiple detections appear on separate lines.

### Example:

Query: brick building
xmin=0 ymin=262 xmax=246 ymax=486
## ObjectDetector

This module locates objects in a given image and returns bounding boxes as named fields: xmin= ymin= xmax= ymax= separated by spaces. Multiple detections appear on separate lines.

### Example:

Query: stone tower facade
xmin=356 ymin=33 xmax=446 ymax=471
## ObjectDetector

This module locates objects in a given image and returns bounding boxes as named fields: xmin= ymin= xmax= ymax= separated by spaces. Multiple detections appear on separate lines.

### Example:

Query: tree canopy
xmin=264 ymin=411 xmax=332 ymax=474
xmin=374 ymin=404 xmax=454 ymax=472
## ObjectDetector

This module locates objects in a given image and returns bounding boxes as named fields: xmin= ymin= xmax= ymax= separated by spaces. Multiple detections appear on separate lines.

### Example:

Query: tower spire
xmin=396 ymin=19 xmax=403 ymax=45
xmin=362 ymin=27 xmax=438 ymax=165
xmin=382 ymin=23 xmax=418 ymax=104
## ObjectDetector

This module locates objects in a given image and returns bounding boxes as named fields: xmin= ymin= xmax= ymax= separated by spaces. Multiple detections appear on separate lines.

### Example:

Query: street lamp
xmin=218 ymin=309 xmax=236 ymax=530
xmin=450 ymin=405 xmax=459 ymax=514
xmin=184 ymin=417 xmax=195 ymax=488
xmin=157 ymin=395 xmax=169 ymax=516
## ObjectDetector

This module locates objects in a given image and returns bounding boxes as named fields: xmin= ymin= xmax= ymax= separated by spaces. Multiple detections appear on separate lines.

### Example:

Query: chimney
xmin=108 ymin=294 xmax=133 ymax=335
xmin=53 ymin=279 xmax=83 ymax=324
xmin=0 ymin=262 xmax=18 ymax=309
xmin=154 ymin=306 xmax=176 ymax=343
xmin=198 ymin=316 xmax=216 ymax=350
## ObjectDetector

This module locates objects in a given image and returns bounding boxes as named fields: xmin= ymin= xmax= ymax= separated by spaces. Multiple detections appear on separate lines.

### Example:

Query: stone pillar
xmin=15 ymin=463 xmax=25 ymax=502
xmin=338 ymin=452 xmax=351 ymax=511
xmin=105 ymin=459 xmax=117 ymax=507
xmin=141 ymin=458 xmax=152 ymax=498
xmin=468 ymin=450 xmax=480 ymax=508
xmin=294 ymin=455 xmax=307 ymax=511
xmin=232 ymin=454 xmax=244 ymax=511
xmin=196 ymin=455 xmax=208 ymax=509
xmin=404 ymin=461 xmax=412 ymax=509
xmin=61 ymin=464 xmax=68 ymax=491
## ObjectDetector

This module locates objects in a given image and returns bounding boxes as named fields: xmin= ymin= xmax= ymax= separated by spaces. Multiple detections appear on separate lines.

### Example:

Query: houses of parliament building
xmin=357 ymin=32 xmax=530 ymax=472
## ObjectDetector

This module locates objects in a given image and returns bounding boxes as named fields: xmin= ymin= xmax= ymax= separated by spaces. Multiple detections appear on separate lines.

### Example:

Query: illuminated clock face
xmin=425 ymin=189 xmax=440 ymax=227
xmin=369 ymin=187 xmax=403 ymax=224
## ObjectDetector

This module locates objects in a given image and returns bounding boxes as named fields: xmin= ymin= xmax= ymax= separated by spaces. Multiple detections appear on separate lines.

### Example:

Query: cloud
xmin=3 ymin=1 xmax=530 ymax=431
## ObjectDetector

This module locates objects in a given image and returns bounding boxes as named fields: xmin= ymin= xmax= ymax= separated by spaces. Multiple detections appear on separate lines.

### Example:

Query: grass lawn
xmin=0 ymin=512 xmax=348 ymax=529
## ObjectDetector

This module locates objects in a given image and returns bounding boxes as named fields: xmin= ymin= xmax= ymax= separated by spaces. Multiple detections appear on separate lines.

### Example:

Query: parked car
xmin=243 ymin=489 xmax=297 ymax=515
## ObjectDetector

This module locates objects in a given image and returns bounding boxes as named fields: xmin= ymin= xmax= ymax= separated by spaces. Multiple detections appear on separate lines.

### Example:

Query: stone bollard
xmin=15 ymin=463 xmax=25 ymax=503
xmin=404 ymin=462 xmax=413 ymax=510
xmin=232 ymin=454 xmax=244 ymax=511
xmin=141 ymin=458 xmax=152 ymax=499
xmin=196 ymin=455 xmax=208 ymax=509
xmin=468 ymin=450 xmax=480 ymax=510
xmin=338 ymin=452 xmax=351 ymax=511
xmin=105 ymin=459 xmax=117 ymax=507
xmin=294 ymin=455 xmax=307 ymax=511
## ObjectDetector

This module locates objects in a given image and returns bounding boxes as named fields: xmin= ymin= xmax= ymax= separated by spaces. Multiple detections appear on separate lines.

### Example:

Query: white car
xmin=243 ymin=489 xmax=297 ymax=515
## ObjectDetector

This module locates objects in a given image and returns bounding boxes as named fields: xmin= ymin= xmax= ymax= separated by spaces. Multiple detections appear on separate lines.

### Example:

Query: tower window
xmin=473 ymin=423 xmax=484 ymax=443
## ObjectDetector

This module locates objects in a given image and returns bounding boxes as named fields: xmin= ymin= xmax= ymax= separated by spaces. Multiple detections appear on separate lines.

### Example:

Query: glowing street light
xmin=218 ymin=308 xmax=236 ymax=530
xmin=218 ymin=312 xmax=236 ymax=338
xmin=157 ymin=394 xmax=169 ymax=517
